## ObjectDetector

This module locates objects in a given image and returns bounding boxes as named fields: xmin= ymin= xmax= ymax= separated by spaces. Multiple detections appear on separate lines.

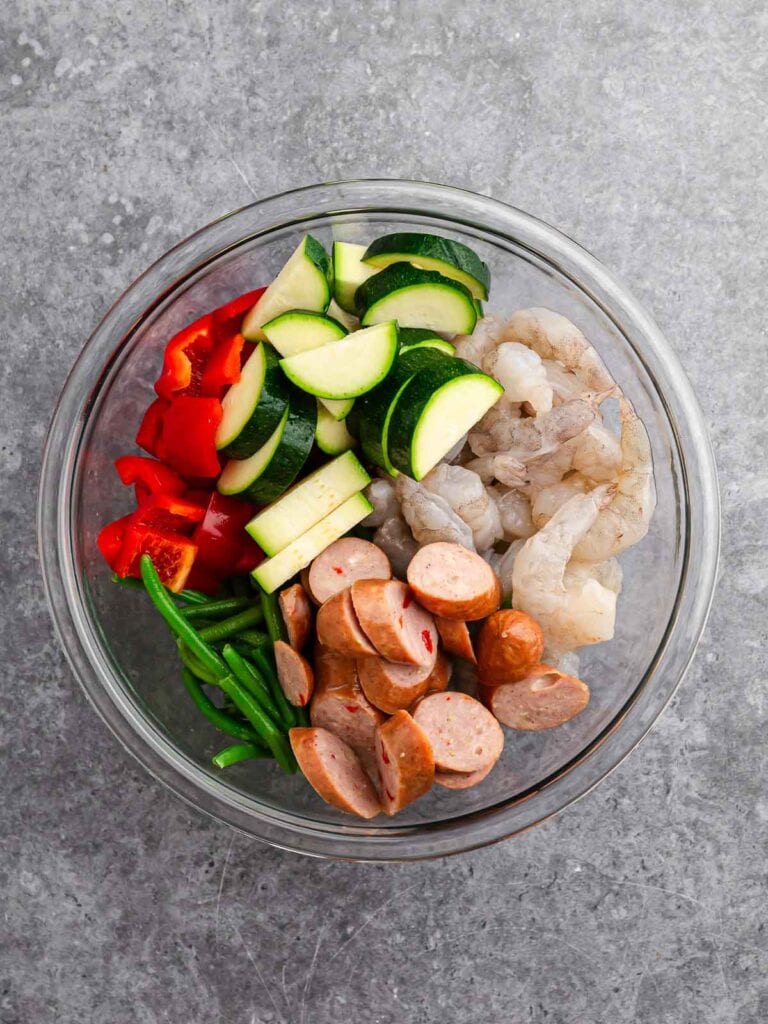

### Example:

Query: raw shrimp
xmin=468 ymin=393 xmax=601 ymax=460
xmin=505 ymin=307 xmax=616 ymax=393
xmin=453 ymin=316 xmax=502 ymax=368
xmin=518 ymin=443 xmax=576 ymax=497
xmin=464 ymin=452 xmax=526 ymax=488
xmin=572 ymin=399 xmax=655 ymax=562
xmin=565 ymin=558 xmax=623 ymax=595
xmin=372 ymin=516 xmax=419 ymax=579
xmin=512 ymin=486 xmax=618 ymax=653
xmin=570 ymin=421 xmax=622 ymax=482
xmin=531 ymin=474 xmax=591 ymax=529
xmin=488 ymin=484 xmax=536 ymax=540
xmin=421 ymin=464 xmax=503 ymax=552
xmin=483 ymin=342 xmax=553 ymax=415
xmin=488 ymin=538 xmax=526 ymax=600
xmin=362 ymin=477 xmax=399 ymax=528
xmin=395 ymin=475 xmax=475 ymax=550
xmin=543 ymin=359 xmax=584 ymax=403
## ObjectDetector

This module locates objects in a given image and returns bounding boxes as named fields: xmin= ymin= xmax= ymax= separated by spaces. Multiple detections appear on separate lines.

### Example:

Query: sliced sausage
xmin=435 ymin=617 xmax=476 ymax=663
xmin=274 ymin=640 xmax=314 ymax=707
xmin=350 ymin=579 xmax=438 ymax=667
xmin=310 ymin=650 xmax=385 ymax=775
xmin=412 ymin=692 xmax=504 ymax=774
xmin=486 ymin=664 xmax=590 ymax=731
xmin=424 ymin=650 xmax=453 ymax=694
xmin=278 ymin=583 xmax=313 ymax=651
xmin=435 ymin=761 xmax=494 ymax=790
xmin=300 ymin=567 xmax=319 ymax=606
xmin=357 ymin=657 xmax=432 ymax=714
xmin=375 ymin=710 xmax=435 ymax=815
xmin=476 ymin=609 xmax=545 ymax=686
xmin=289 ymin=727 xmax=381 ymax=819
xmin=316 ymin=588 xmax=378 ymax=658
xmin=407 ymin=542 xmax=502 ymax=621
xmin=308 ymin=537 xmax=391 ymax=604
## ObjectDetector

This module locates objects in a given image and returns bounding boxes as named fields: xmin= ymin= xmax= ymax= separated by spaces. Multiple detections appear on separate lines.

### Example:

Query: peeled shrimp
xmin=362 ymin=477 xmax=400 ymax=528
xmin=572 ymin=399 xmax=656 ymax=562
xmin=468 ymin=394 xmax=601 ymax=461
xmin=372 ymin=516 xmax=419 ymax=578
xmin=518 ymin=443 xmax=576 ymax=497
xmin=570 ymin=421 xmax=622 ymax=482
xmin=487 ymin=538 xmax=526 ymax=600
xmin=512 ymin=486 xmax=617 ymax=653
xmin=395 ymin=475 xmax=475 ymax=550
xmin=531 ymin=474 xmax=591 ymax=529
xmin=464 ymin=452 xmax=526 ymax=488
xmin=421 ymin=464 xmax=503 ymax=552
xmin=482 ymin=342 xmax=553 ymax=415
xmin=543 ymin=360 xmax=584 ymax=403
xmin=505 ymin=307 xmax=616 ymax=393
xmin=488 ymin=484 xmax=536 ymax=540
xmin=453 ymin=316 xmax=502 ymax=368
xmin=565 ymin=558 xmax=623 ymax=596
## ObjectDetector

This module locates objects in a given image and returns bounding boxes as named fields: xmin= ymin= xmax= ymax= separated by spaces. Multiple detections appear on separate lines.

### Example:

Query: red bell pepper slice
xmin=97 ymin=514 xmax=134 ymax=571
xmin=154 ymin=315 xmax=217 ymax=400
xmin=133 ymin=493 xmax=207 ymax=534
xmin=200 ymin=333 xmax=245 ymax=392
xmin=184 ymin=562 xmax=225 ymax=596
xmin=135 ymin=398 xmax=170 ymax=457
xmin=113 ymin=524 xmax=197 ymax=592
xmin=114 ymin=455 xmax=186 ymax=497
xmin=211 ymin=288 xmax=266 ymax=336
xmin=158 ymin=396 xmax=223 ymax=479
xmin=233 ymin=536 xmax=264 ymax=575
xmin=192 ymin=492 xmax=258 ymax=575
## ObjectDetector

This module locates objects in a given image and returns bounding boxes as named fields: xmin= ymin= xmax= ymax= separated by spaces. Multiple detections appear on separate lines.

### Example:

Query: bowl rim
xmin=38 ymin=178 xmax=721 ymax=860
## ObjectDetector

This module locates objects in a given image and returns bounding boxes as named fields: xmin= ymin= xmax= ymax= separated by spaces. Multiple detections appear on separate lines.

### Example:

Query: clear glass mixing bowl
xmin=38 ymin=180 xmax=720 ymax=860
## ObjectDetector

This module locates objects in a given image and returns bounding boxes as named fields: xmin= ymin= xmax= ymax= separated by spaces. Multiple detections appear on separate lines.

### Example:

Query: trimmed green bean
xmin=180 ymin=669 xmax=259 ymax=743
xmin=217 ymin=673 xmax=297 ymax=773
xmin=140 ymin=556 xmax=228 ymax=678
xmin=181 ymin=597 xmax=251 ymax=621
xmin=197 ymin=606 xmax=264 ymax=643
xmin=177 ymin=641 xmax=219 ymax=686
xmin=234 ymin=629 xmax=271 ymax=648
xmin=259 ymin=588 xmax=287 ymax=644
xmin=212 ymin=742 xmax=270 ymax=769
xmin=221 ymin=645 xmax=282 ymax=725
xmin=111 ymin=573 xmax=210 ymax=605
xmin=252 ymin=647 xmax=296 ymax=729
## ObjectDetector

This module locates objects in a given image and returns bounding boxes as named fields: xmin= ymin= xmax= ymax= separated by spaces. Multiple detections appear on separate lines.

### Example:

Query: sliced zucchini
xmin=279 ymin=321 xmax=399 ymax=400
xmin=241 ymin=235 xmax=332 ymax=340
xmin=357 ymin=265 xmax=477 ymax=335
xmin=217 ymin=389 xmax=316 ymax=502
xmin=216 ymin=342 xmax=289 ymax=458
xmin=253 ymin=492 xmax=373 ymax=593
xmin=315 ymin=403 xmax=356 ymax=455
xmin=363 ymin=232 xmax=490 ymax=300
xmin=261 ymin=309 xmax=347 ymax=357
xmin=332 ymin=241 xmax=377 ymax=313
xmin=247 ymin=450 xmax=370 ymax=556
xmin=388 ymin=361 xmax=503 ymax=480
xmin=327 ymin=298 xmax=360 ymax=332
xmin=321 ymin=397 xmax=355 ymax=421
xmin=399 ymin=327 xmax=455 ymax=357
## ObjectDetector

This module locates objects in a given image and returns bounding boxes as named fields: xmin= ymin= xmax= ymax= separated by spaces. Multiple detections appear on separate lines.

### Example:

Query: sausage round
xmin=412 ymin=692 xmax=504 ymax=773
xmin=300 ymin=567 xmax=319 ymax=605
xmin=310 ymin=650 xmax=385 ymax=775
xmin=375 ymin=710 xmax=435 ymax=815
xmin=350 ymin=579 xmax=438 ymax=667
xmin=289 ymin=727 xmax=381 ymax=819
xmin=476 ymin=609 xmax=545 ymax=686
xmin=435 ymin=761 xmax=494 ymax=790
xmin=274 ymin=640 xmax=314 ymax=707
xmin=486 ymin=664 xmax=590 ymax=731
xmin=406 ymin=542 xmax=501 ymax=621
xmin=435 ymin=617 xmax=476 ymax=664
xmin=278 ymin=583 xmax=313 ymax=651
xmin=424 ymin=650 xmax=453 ymax=694
xmin=357 ymin=656 xmax=432 ymax=714
xmin=316 ymin=587 xmax=378 ymax=658
xmin=308 ymin=537 xmax=391 ymax=604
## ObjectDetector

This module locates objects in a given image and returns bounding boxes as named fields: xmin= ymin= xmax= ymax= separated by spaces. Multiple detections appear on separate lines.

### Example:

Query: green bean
xmin=111 ymin=573 xmax=210 ymax=605
xmin=258 ymin=588 xmax=287 ymax=644
xmin=181 ymin=597 xmax=251 ymax=621
xmin=140 ymin=556 xmax=228 ymax=678
xmin=212 ymin=742 xmax=270 ymax=769
xmin=177 ymin=641 xmax=219 ymax=686
xmin=251 ymin=647 xmax=296 ymax=730
xmin=180 ymin=669 xmax=259 ymax=743
xmin=217 ymin=672 xmax=297 ymax=773
xmin=197 ymin=606 xmax=264 ymax=643
xmin=232 ymin=630 xmax=271 ymax=648
xmin=221 ymin=645 xmax=282 ymax=725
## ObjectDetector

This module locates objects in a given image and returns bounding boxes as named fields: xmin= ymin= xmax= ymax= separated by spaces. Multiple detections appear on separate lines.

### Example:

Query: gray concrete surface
xmin=2 ymin=1 xmax=766 ymax=1021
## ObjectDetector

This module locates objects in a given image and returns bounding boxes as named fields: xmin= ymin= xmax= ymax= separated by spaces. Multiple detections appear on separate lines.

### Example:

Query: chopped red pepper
xmin=193 ymin=492 xmax=258 ymax=575
xmin=135 ymin=398 xmax=170 ymax=457
xmin=232 ymin=537 xmax=264 ymax=575
xmin=114 ymin=455 xmax=186 ymax=497
xmin=133 ymin=492 xmax=207 ymax=534
xmin=158 ymin=396 xmax=223 ymax=479
xmin=113 ymin=524 xmax=197 ymax=592
xmin=97 ymin=515 xmax=133 ymax=571
xmin=184 ymin=562 xmax=224 ymax=596
xmin=211 ymin=288 xmax=266 ymax=336
xmin=154 ymin=315 xmax=217 ymax=400
xmin=200 ymin=332 xmax=245 ymax=392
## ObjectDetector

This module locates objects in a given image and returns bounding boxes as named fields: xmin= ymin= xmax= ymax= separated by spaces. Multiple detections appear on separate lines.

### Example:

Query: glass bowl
xmin=38 ymin=180 xmax=720 ymax=860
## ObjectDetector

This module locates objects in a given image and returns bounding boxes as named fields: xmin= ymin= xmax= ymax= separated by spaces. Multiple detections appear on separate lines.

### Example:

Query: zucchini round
xmin=356 ymin=265 xmax=477 ymax=335
xmin=363 ymin=232 xmax=490 ymax=300
xmin=216 ymin=342 xmax=289 ymax=458
xmin=262 ymin=309 xmax=347 ymax=357
xmin=279 ymin=321 xmax=399 ymax=400
xmin=399 ymin=327 xmax=456 ymax=357
xmin=315 ymin=402 xmax=356 ymax=455
xmin=332 ymin=241 xmax=377 ymax=313
xmin=241 ymin=235 xmax=331 ymax=340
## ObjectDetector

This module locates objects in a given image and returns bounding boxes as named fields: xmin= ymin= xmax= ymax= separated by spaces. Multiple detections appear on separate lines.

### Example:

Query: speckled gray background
xmin=2 ymin=1 xmax=766 ymax=1021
